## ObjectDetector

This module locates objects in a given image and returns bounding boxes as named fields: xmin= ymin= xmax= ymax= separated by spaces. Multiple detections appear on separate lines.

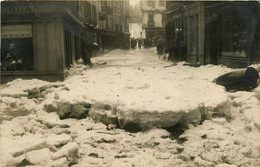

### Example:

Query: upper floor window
xmin=159 ymin=0 xmax=165 ymax=6
xmin=148 ymin=13 xmax=154 ymax=26
xmin=147 ymin=1 xmax=155 ymax=7
xmin=84 ymin=2 xmax=91 ymax=19
xmin=91 ymin=5 xmax=97 ymax=21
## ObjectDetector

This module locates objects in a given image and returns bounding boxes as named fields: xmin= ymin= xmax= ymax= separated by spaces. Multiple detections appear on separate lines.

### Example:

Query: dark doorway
xmin=208 ymin=20 xmax=219 ymax=65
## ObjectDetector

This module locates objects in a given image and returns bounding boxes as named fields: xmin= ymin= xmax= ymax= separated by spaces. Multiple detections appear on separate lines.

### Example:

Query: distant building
xmin=165 ymin=1 xmax=260 ymax=68
xmin=129 ymin=1 xmax=143 ymax=39
xmin=140 ymin=0 xmax=166 ymax=46
xmin=130 ymin=0 xmax=143 ymax=23
xmin=130 ymin=23 xmax=143 ymax=39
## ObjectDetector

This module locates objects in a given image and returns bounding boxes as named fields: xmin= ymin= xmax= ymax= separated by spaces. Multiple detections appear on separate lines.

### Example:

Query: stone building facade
xmin=166 ymin=2 xmax=205 ymax=64
xmin=140 ymin=0 xmax=166 ymax=46
xmin=129 ymin=1 xmax=143 ymax=39
xmin=165 ymin=1 xmax=260 ymax=68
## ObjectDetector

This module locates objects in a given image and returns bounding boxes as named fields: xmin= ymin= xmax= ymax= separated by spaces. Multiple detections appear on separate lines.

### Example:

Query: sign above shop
xmin=2 ymin=6 xmax=39 ymax=14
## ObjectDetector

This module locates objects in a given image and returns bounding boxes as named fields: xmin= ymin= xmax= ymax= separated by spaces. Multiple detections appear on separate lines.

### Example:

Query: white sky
xmin=130 ymin=0 xmax=140 ymax=6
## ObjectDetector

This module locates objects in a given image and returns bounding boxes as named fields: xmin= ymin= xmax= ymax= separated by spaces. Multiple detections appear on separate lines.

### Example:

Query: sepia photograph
xmin=0 ymin=0 xmax=260 ymax=166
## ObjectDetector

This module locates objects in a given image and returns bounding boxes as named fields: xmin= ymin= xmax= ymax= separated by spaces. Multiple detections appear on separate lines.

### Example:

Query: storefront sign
xmin=2 ymin=6 xmax=38 ymax=13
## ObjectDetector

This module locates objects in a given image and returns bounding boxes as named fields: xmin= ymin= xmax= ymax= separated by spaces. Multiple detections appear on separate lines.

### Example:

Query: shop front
xmin=205 ymin=2 xmax=260 ymax=68
xmin=145 ymin=27 xmax=165 ymax=47
xmin=1 ymin=24 xmax=34 ymax=72
xmin=1 ymin=1 xmax=86 ymax=83
xmin=165 ymin=2 xmax=204 ymax=64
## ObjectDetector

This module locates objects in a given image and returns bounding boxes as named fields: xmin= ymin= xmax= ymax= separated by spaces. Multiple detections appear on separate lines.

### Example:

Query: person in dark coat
xmin=138 ymin=40 xmax=141 ymax=49
xmin=82 ymin=47 xmax=92 ymax=67
xmin=82 ymin=43 xmax=98 ymax=67
xmin=180 ymin=41 xmax=187 ymax=61
xmin=131 ymin=39 xmax=136 ymax=49
xmin=157 ymin=42 xmax=164 ymax=56
xmin=166 ymin=39 xmax=176 ymax=61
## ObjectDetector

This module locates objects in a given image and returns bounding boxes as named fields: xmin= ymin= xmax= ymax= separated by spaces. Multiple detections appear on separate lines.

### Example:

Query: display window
xmin=1 ymin=24 xmax=33 ymax=71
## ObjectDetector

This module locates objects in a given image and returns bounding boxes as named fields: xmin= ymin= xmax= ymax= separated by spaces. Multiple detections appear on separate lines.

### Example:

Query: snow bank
xmin=64 ymin=59 xmax=90 ymax=78
xmin=25 ymin=148 xmax=51 ymax=166
xmin=0 ymin=114 xmax=80 ymax=166
xmin=52 ymin=142 xmax=79 ymax=161
xmin=56 ymin=49 xmax=231 ymax=130
xmin=244 ymin=107 xmax=260 ymax=129
xmin=44 ymin=100 xmax=91 ymax=119
xmin=178 ymin=118 xmax=260 ymax=167
xmin=0 ymin=48 xmax=233 ymax=131
xmin=1 ymin=79 xmax=52 ymax=97
xmin=0 ymin=96 xmax=36 ymax=123
xmin=228 ymin=88 xmax=260 ymax=130
xmin=1 ymin=60 xmax=259 ymax=167
xmin=1 ymin=48 xmax=235 ymax=133
xmin=5 ymin=49 xmax=259 ymax=166
xmin=1 ymin=134 xmax=46 ymax=157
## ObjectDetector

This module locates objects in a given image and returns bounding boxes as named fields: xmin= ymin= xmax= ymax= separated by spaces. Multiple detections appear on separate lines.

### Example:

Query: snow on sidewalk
xmin=1 ymin=48 xmax=260 ymax=167
xmin=55 ymin=48 xmax=232 ymax=130
xmin=1 ymin=48 xmax=233 ymax=130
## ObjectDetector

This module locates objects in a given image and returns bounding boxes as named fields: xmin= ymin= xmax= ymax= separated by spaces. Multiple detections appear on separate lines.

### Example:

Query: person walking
xmin=82 ymin=46 xmax=92 ymax=67
xmin=138 ymin=39 xmax=141 ymax=49
xmin=82 ymin=42 xmax=99 ymax=67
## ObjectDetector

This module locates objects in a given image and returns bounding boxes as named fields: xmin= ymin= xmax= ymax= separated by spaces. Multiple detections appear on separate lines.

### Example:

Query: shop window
xmin=1 ymin=24 xmax=33 ymax=71
xmin=222 ymin=21 xmax=233 ymax=52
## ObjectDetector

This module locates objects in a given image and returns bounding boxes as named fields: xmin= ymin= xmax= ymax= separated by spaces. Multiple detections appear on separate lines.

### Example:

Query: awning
xmin=1 ymin=24 xmax=32 ymax=39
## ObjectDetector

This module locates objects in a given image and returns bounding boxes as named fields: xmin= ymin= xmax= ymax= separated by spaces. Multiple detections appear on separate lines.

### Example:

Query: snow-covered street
xmin=1 ymin=48 xmax=260 ymax=167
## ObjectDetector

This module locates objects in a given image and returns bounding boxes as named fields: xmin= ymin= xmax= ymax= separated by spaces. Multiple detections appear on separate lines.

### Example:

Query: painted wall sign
xmin=2 ymin=6 xmax=39 ymax=14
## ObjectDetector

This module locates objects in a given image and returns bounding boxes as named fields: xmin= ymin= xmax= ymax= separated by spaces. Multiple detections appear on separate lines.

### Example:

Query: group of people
xmin=82 ymin=37 xmax=188 ymax=67
xmin=166 ymin=39 xmax=187 ymax=62
xmin=1 ymin=42 xmax=23 ymax=71
xmin=155 ymin=38 xmax=187 ymax=62
xmin=129 ymin=37 xmax=188 ymax=62
xmin=130 ymin=39 xmax=142 ymax=49
xmin=143 ymin=39 xmax=152 ymax=48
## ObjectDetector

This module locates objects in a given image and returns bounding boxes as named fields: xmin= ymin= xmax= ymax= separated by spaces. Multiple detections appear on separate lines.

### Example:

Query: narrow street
xmin=1 ymin=48 xmax=260 ymax=167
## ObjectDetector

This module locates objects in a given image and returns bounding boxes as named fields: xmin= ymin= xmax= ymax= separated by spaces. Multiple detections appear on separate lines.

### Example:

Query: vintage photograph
xmin=1 ymin=0 xmax=260 ymax=166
